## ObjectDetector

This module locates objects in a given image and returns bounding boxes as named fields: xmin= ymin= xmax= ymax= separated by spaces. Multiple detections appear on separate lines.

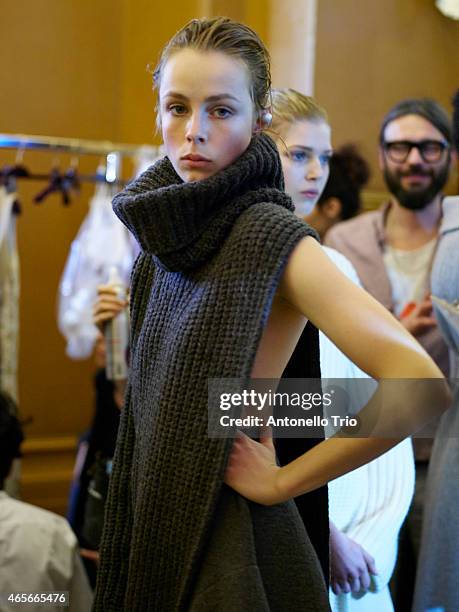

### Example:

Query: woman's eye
xmin=169 ymin=104 xmax=187 ymax=116
xmin=319 ymin=154 xmax=332 ymax=167
xmin=212 ymin=107 xmax=233 ymax=119
xmin=290 ymin=150 xmax=308 ymax=163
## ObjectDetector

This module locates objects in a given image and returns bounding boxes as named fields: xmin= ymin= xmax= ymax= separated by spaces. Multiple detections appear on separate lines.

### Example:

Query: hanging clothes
xmin=58 ymin=182 xmax=138 ymax=359
xmin=0 ymin=185 xmax=21 ymax=500
xmin=0 ymin=185 xmax=20 ymax=402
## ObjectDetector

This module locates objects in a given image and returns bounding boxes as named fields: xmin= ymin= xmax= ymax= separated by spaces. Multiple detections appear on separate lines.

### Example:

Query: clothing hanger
xmin=34 ymin=166 xmax=79 ymax=206
xmin=0 ymin=160 xmax=30 ymax=214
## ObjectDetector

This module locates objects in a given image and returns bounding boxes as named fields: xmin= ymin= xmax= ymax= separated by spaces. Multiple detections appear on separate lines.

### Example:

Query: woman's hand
xmin=93 ymin=284 xmax=128 ymax=332
xmin=330 ymin=521 xmax=378 ymax=595
xmin=399 ymin=295 xmax=437 ymax=337
xmin=224 ymin=431 xmax=285 ymax=506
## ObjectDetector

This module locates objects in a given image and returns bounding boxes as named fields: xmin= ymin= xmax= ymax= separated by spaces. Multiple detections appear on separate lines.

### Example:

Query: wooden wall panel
xmin=20 ymin=437 xmax=78 ymax=517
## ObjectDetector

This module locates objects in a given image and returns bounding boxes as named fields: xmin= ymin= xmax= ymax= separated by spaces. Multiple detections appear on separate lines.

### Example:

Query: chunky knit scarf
xmin=94 ymin=134 xmax=329 ymax=611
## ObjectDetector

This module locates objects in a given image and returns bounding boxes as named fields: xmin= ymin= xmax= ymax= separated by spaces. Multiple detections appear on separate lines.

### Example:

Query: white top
xmin=322 ymin=246 xmax=415 ymax=612
xmin=0 ymin=492 xmax=93 ymax=612
xmin=383 ymin=239 xmax=436 ymax=317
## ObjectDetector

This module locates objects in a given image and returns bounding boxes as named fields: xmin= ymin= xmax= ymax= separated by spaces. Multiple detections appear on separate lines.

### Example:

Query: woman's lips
xmin=301 ymin=190 xmax=319 ymax=199
xmin=181 ymin=154 xmax=212 ymax=168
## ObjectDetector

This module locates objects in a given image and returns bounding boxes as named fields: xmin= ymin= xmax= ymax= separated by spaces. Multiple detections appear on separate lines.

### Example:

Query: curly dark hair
xmin=317 ymin=144 xmax=370 ymax=220
xmin=0 ymin=393 xmax=23 ymax=489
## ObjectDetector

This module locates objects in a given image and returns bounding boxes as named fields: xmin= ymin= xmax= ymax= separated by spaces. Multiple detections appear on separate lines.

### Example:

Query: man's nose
xmin=406 ymin=145 xmax=424 ymax=165
xmin=186 ymin=112 xmax=207 ymax=144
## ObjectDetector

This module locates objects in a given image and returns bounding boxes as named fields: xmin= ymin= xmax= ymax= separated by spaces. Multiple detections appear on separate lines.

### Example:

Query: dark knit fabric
xmin=93 ymin=134 xmax=330 ymax=611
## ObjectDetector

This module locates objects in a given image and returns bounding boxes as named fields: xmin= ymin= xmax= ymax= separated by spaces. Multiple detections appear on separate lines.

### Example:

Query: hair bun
xmin=333 ymin=144 xmax=370 ymax=189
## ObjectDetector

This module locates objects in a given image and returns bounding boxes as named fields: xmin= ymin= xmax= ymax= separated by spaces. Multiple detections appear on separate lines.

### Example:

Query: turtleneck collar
xmin=113 ymin=133 xmax=294 ymax=272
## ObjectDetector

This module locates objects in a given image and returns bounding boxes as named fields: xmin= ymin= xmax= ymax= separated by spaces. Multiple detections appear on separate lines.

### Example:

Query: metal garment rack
xmin=0 ymin=133 xmax=159 ymax=183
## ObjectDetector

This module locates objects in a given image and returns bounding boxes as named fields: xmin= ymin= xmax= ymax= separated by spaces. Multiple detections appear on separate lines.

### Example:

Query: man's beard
xmin=383 ymin=161 xmax=450 ymax=210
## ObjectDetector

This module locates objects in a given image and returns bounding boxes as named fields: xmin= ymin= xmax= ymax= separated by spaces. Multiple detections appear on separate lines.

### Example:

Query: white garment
xmin=0 ymin=187 xmax=21 ymax=499
xmin=383 ymin=239 xmax=436 ymax=317
xmin=0 ymin=186 xmax=20 ymax=402
xmin=0 ymin=492 xmax=93 ymax=612
xmin=322 ymin=247 xmax=415 ymax=612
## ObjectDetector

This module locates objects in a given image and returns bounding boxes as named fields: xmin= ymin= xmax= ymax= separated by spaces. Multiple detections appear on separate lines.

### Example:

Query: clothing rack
xmin=0 ymin=133 xmax=159 ymax=183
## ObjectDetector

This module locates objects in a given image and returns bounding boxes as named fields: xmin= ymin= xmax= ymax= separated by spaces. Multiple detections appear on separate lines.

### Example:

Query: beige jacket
xmin=326 ymin=204 xmax=450 ymax=461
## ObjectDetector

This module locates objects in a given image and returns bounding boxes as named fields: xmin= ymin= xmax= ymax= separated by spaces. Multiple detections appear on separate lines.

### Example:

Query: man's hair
xmin=379 ymin=98 xmax=452 ymax=145
xmin=0 ymin=393 xmax=23 ymax=489
xmin=452 ymin=89 xmax=459 ymax=154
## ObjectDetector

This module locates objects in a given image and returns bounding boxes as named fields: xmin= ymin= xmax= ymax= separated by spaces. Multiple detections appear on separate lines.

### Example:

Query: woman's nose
xmin=305 ymin=156 xmax=323 ymax=180
xmin=185 ymin=113 xmax=207 ymax=144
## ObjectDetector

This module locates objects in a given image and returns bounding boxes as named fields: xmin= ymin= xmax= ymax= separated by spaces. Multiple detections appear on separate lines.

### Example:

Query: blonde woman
xmin=267 ymin=88 xmax=415 ymax=612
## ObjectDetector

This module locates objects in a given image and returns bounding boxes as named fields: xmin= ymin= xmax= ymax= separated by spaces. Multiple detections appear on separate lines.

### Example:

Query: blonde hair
xmin=270 ymin=88 xmax=329 ymax=141
xmin=153 ymin=17 xmax=271 ymax=130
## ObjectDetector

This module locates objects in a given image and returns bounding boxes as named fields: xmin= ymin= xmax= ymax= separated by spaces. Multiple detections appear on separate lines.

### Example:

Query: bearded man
xmin=325 ymin=97 xmax=453 ymax=610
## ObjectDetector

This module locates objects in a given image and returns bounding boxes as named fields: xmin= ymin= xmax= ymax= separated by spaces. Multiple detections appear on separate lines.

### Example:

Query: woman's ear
xmin=254 ymin=108 xmax=273 ymax=133
xmin=322 ymin=197 xmax=342 ymax=220
xmin=261 ymin=110 xmax=273 ymax=127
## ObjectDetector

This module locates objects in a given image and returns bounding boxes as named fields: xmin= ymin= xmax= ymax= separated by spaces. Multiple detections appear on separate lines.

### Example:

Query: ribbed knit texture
xmin=93 ymin=134 xmax=329 ymax=611
xmin=321 ymin=247 xmax=414 ymax=612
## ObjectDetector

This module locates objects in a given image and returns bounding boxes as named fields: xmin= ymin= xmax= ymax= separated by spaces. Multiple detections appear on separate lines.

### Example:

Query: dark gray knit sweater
xmin=93 ymin=134 xmax=330 ymax=611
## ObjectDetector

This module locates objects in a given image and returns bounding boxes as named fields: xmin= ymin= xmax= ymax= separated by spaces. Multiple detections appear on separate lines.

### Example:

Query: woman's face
xmin=159 ymin=49 xmax=256 ymax=182
xmin=278 ymin=119 xmax=332 ymax=217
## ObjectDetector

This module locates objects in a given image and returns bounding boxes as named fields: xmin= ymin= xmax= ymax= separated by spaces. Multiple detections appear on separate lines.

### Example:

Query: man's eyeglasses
xmin=383 ymin=140 xmax=449 ymax=164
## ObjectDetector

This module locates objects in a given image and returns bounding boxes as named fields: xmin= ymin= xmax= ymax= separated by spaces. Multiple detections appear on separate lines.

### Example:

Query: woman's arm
xmin=279 ymin=237 xmax=441 ymax=380
xmin=225 ymin=237 xmax=451 ymax=505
